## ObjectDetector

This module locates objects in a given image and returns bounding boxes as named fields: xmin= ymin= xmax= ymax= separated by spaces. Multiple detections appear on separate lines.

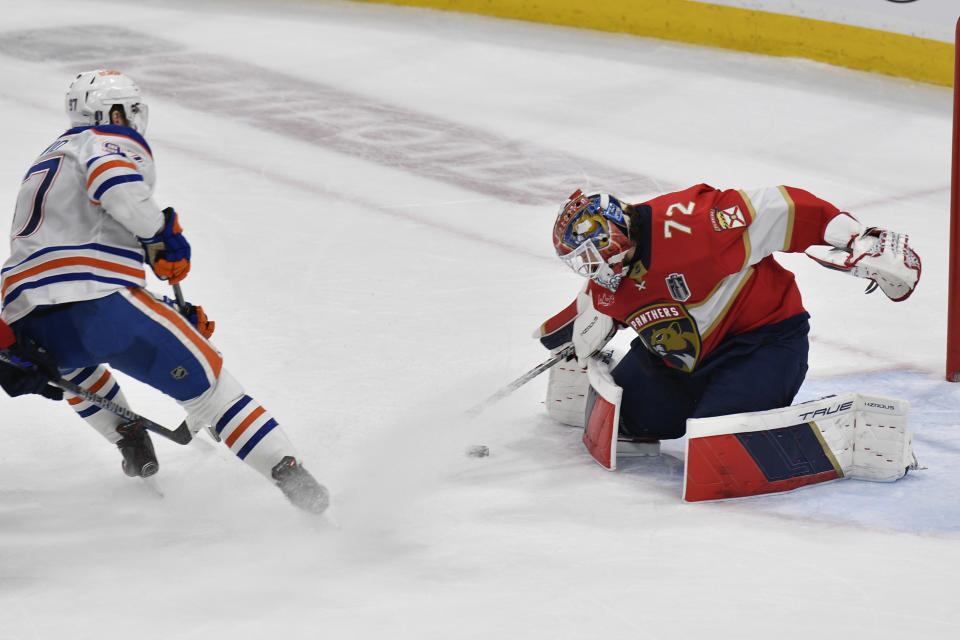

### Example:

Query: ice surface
xmin=0 ymin=1 xmax=957 ymax=638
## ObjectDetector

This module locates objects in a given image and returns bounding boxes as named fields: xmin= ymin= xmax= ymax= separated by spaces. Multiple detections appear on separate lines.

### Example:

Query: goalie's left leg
xmin=683 ymin=392 xmax=920 ymax=502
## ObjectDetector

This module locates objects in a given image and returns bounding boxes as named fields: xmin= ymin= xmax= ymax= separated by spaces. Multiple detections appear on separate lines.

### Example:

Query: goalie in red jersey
xmin=537 ymin=185 xmax=921 ymax=458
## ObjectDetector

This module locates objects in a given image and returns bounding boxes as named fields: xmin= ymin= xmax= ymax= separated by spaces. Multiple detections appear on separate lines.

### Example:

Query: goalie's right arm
xmin=535 ymin=285 xmax=618 ymax=366
xmin=571 ymin=291 xmax=617 ymax=366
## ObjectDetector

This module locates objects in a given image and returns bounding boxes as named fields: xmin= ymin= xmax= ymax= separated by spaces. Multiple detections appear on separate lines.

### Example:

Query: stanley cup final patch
xmin=665 ymin=273 xmax=691 ymax=302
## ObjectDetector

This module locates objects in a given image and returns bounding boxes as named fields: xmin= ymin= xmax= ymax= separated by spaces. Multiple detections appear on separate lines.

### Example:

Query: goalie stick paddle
xmin=0 ymin=350 xmax=193 ymax=445
xmin=468 ymin=345 xmax=575 ymax=416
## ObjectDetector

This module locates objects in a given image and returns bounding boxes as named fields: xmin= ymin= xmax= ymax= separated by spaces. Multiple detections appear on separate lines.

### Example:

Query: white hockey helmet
xmin=65 ymin=70 xmax=149 ymax=133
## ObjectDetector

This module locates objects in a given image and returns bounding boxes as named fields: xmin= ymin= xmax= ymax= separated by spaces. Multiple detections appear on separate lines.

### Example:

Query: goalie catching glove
xmin=805 ymin=214 xmax=921 ymax=302
xmin=139 ymin=207 xmax=191 ymax=284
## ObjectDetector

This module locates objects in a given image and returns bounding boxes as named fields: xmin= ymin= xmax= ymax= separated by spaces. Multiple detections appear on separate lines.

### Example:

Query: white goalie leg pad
xmin=545 ymin=355 xmax=589 ymax=427
xmin=847 ymin=393 xmax=919 ymax=482
xmin=804 ymin=393 xmax=918 ymax=482
xmin=546 ymin=348 xmax=624 ymax=428
xmin=683 ymin=392 xmax=919 ymax=501
xmin=746 ymin=392 xmax=917 ymax=481
xmin=692 ymin=392 xmax=918 ymax=482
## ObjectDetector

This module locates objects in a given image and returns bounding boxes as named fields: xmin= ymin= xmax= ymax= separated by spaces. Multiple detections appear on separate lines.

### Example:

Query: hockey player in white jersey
xmin=0 ymin=70 xmax=329 ymax=514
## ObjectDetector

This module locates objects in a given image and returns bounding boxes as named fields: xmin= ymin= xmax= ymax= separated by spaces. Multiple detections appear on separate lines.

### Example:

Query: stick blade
xmin=143 ymin=420 xmax=193 ymax=445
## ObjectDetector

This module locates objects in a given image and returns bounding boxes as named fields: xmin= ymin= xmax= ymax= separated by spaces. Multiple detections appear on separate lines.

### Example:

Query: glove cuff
xmin=823 ymin=213 xmax=865 ymax=249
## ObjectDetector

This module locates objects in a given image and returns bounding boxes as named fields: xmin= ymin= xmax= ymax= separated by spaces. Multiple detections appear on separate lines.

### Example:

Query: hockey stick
xmin=171 ymin=282 xmax=188 ymax=315
xmin=0 ymin=350 xmax=193 ymax=445
xmin=467 ymin=345 xmax=575 ymax=416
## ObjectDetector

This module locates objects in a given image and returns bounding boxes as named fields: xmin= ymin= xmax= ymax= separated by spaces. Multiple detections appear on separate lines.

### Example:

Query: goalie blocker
xmin=683 ymin=392 xmax=920 ymax=502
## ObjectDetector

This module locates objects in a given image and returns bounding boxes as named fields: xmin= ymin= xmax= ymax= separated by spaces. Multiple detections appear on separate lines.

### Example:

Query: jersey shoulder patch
xmin=89 ymin=124 xmax=152 ymax=158
xmin=77 ymin=126 xmax=156 ymax=204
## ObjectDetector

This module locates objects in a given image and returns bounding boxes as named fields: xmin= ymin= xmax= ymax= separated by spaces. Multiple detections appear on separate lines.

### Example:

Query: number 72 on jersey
xmin=664 ymin=201 xmax=694 ymax=238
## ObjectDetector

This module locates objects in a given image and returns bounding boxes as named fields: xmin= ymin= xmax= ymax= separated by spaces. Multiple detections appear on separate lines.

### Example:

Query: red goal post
xmin=950 ymin=16 xmax=960 ymax=381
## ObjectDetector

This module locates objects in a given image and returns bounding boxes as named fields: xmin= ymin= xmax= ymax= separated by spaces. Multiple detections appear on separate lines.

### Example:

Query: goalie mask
xmin=65 ymin=70 xmax=149 ymax=134
xmin=553 ymin=190 xmax=633 ymax=292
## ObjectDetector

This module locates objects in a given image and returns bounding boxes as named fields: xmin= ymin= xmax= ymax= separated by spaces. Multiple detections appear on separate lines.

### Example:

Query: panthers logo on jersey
xmin=627 ymin=302 xmax=702 ymax=372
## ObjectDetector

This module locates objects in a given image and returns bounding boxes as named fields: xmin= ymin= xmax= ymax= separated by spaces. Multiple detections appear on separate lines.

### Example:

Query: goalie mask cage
xmin=951 ymin=17 xmax=960 ymax=381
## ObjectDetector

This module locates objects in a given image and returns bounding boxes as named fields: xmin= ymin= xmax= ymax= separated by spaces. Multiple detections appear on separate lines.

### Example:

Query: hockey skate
xmin=271 ymin=456 xmax=330 ymax=515
xmin=616 ymin=437 xmax=661 ymax=457
xmin=116 ymin=419 xmax=159 ymax=478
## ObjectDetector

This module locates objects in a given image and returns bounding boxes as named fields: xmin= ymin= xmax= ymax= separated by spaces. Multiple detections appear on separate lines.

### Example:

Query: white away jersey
xmin=1 ymin=125 xmax=164 ymax=324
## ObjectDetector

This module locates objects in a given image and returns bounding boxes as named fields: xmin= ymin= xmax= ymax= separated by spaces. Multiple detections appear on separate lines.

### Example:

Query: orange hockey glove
xmin=189 ymin=304 xmax=216 ymax=339
xmin=162 ymin=296 xmax=215 ymax=339
xmin=140 ymin=207 xmax=191 ymax=284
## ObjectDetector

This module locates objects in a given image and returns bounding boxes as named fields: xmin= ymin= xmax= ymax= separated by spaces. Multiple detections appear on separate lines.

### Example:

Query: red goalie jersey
xmin=546 ymin=184 xmax=847 ymax=373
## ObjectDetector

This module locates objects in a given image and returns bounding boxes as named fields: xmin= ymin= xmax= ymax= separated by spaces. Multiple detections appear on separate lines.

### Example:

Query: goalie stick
xmin=468 ymin=345 xmax=575 ymax=416
xmin=0 ymin=350 xmax=192 ymax=445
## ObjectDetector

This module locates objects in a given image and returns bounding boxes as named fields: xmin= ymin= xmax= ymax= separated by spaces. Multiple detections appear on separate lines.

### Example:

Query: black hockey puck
xmin=466 ymin=445 xmax=490 ymax=458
